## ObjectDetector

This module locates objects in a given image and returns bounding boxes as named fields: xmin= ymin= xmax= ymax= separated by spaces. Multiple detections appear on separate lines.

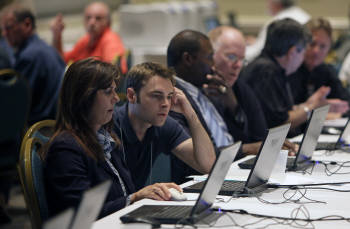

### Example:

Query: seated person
xmin=1 ymin=5 xmax=65 ymax=125
xmin=113 ymin=62 xmax=216 ymax=190
xmin=51 ymin=1 xmax=127 ymax=73
xmin=242 ymin=18 xmax=329 ymax=135
xmin=166 ymin=29 xmax=297 ymax=183
xmin=208 ymin=26 xmax=267 ymax=143
xmin=42 ymin=58 xmax=183 ymax=218
xmin=289 ymin=18 xmax=349 ymax=116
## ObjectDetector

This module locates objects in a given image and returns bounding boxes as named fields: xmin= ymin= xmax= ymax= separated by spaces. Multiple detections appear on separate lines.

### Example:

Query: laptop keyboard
xmin=188 ymin=180 xmax=245 ymax=192
xmin=127 ymin=205 xmax=192 ymax=218
xmin=316 ymin=142 xmax=336 ymax=150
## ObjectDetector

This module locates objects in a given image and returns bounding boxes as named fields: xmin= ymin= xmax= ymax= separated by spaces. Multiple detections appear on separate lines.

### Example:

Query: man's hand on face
xmin=202 ymin=67 xmax=238 ymax=113
xmin=171 ymin=87 xmax=196 ymax=118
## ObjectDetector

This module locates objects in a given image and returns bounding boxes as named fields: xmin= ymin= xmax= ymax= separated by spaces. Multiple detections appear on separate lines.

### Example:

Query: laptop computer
xmin=43 ymin=208 xmax=75 ymax=229
xmin=315 ymin=118 xmax=350 ymax=150
xmin=120 ymin=142 xmax=241 ymax=225
xmin=184 ymin=123 xmax=290 ymax=197
xmin=239 ymin=105 xmax=330 ymax=172
xmin=70 ymin=180 xmax=112 ymax=229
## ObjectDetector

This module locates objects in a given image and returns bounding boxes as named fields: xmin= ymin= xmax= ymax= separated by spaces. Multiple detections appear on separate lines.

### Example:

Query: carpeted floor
xmin=2 ymin=185 xmax=31 ymax=229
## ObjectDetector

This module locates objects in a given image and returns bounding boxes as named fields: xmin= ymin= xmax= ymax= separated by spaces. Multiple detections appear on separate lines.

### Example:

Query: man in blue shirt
xmin=1 ymin=5 xmax=65 ymax=124
xmin=113 ymin=62 xmax=215 ymax=190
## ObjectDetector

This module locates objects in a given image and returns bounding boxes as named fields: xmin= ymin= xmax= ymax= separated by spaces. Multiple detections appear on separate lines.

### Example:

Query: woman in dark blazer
xmin=42 ymin=58 xmax=181 ymax=218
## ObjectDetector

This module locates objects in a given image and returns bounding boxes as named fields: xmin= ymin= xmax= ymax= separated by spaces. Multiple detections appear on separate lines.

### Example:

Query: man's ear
xmin=287 ymin=46 xmax=297 ymax=60
xmin=182 ymin=52 xmax=194 ymax=67
xmin=126 ymin=88 xmax=137 ymax=103
xmin=22 ymin=17 xmax=33 ymax=34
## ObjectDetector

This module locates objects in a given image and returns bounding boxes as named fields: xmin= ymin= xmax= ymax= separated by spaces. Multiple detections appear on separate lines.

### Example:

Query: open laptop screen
xmin=190 ymin=142 xmax=241 ymax=216
xmin=245 ymin=123 xmax=290 ymax=190
xmin=296 ymin=105 xmax=329 ymax=164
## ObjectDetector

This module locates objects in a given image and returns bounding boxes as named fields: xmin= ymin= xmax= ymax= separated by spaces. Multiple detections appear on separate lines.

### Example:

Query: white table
xmin=92 ymin=150 xmax=350 ymax=229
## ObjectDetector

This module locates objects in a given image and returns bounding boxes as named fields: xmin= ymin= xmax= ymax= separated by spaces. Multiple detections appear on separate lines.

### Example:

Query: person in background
xmin=245 ymin=0 xmax=310 ymax=62
xmin=42 ymin=58 xmax=183 ymax=219
xmin=208 ymin=26 xmax=268 ymax=143
xmin=1 ymin=4 xmax=65 ymax=125
xmin=50 ymin=1 xmax=127 ymax=73
xmin=113 ymin=62 xmax=216 ymax=189
xmin=289 ymin=18 xmax=350 ymax=117
xmin=242 ymin=18 xmax=329 ymax=135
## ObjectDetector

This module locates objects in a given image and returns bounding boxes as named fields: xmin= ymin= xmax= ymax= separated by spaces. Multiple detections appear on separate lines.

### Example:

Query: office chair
xmin=18 ymin=137 xmax=48 ymax=229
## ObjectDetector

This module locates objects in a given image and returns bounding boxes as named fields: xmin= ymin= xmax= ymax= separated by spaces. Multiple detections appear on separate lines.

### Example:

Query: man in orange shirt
xmin=51 ymin=1 xmax=127 ymax=73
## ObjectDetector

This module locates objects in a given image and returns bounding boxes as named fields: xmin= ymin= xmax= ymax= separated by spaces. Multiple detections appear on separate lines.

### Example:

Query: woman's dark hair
xmin=42 ymin=58 xmax=120 ymax=161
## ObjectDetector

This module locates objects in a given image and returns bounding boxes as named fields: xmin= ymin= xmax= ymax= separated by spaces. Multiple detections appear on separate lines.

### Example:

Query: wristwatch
xmin=303 ymin=106 xmax=311 ymax=119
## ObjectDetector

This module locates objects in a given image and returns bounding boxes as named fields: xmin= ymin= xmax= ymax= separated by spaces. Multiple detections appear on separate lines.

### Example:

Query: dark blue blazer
xmin=44 ymin=132 xmax=135 ymax=219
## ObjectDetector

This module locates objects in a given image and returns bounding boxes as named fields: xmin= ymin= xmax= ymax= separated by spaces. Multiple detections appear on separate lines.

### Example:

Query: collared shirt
xmin=113 ymin=103 xmax=190 ymax=190
xmin=175 ymin=77 xmax=233 ymax=147
xmin=242 ymin=52 xmax=293 ymax=129
xmin=64 ymin=28 xmax=127 ymax=73
xmin=14 ymin=34 xmax=65 ymax=125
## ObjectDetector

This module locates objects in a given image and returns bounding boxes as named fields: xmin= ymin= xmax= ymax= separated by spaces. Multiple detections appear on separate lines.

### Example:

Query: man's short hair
xmin=306 ymin=18 xmax=332 ymax=41
xmin=264 ymin=18 xmax=310 ymax=57
xmin=167 ymin=30 xmax=209 ymax=67
xmin=126 ymin=62 xmax=175 ymax=95
xmin=4 ymin=5 xmax=36 ymax=29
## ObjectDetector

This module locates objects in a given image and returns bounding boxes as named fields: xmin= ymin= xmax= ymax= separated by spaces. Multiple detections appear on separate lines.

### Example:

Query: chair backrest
xmin=18 ymin=137 xmax=48 ymax=229
xmin=20 ymin=120 xmax=56 ymax=157
xmin=0 ymin=69 xmax=30 ymax=142
xmin=0 ymin=69 xmax=30 ymax=175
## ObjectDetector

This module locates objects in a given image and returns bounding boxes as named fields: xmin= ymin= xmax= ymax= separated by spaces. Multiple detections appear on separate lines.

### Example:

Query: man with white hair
xmin=208 ymin=26 xmax=267 ymax=143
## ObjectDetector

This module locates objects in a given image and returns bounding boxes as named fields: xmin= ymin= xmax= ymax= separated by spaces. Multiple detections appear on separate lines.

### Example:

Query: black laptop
xmin=239 ymin=105 xmax=330 ymax=172
xmin=120 ymin=142 xmax=241 ymax=225
xmin=184 ymin=123 xmax=290 ymax=197
xmin=315 ymin=119 xmax=350 ymax=150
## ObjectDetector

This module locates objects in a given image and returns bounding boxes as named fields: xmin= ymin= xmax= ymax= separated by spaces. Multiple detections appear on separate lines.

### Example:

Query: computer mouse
xmin=168 ymin=188 xmax=187 ymax=201
xmin=323 ymin=127 xmax=341 ymax=135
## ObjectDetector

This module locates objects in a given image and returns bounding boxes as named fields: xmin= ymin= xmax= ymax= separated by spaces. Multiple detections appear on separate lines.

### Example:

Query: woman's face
xmin=89 ymin=81 xmax=119 ymax=132
xmin=304 ymin=28 xmax=331 ymax=71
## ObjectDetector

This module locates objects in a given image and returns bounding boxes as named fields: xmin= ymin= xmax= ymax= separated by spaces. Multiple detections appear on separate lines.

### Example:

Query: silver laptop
xmin=43 ymin=208 xmax=75 ymax=229
xmin=187 ymin=123 xmax=290 ymax=196
xmin=120 ymin=142 xmax=241 ymax=225
xmin=70 ymin=180 xmax=112 ymax=229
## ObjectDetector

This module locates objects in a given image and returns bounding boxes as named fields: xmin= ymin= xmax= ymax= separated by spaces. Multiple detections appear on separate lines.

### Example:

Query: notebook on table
xmin=120 ymin=142 xmax=241 ymax=225
xmin=239 ymin=105 xmax=330 ymax=172
xmin=184 ymin=123 xmax=290 ymax=197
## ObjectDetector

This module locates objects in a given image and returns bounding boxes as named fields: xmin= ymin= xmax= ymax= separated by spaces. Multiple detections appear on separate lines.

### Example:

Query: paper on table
xmin=324 ymin=118 xmax=348 ymax=127
xmin=269 ymin=173 xmax=324 ymax=185
xmin=189 ymin=169 xmax=250 ymax=182
xmin=289 ymin=134 xmax=339 ymax=143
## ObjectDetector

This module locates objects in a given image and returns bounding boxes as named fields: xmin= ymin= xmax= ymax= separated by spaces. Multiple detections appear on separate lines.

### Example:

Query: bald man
xmin=51 ymin=1 xmax=127 ymax=73
xmin=208 ymin=26 xmax=267 ymax=143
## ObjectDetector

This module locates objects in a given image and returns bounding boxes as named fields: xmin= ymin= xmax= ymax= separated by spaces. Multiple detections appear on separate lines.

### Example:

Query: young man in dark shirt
xmin=113 ymin=62 xmax=215 ymax=190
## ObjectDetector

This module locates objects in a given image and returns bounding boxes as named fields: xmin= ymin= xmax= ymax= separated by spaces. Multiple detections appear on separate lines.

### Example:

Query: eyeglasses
xmin=224 ymin=53 xmax=247 ymax=66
